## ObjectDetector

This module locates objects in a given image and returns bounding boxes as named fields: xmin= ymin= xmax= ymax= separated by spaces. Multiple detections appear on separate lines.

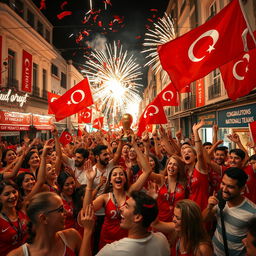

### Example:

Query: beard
xmin=99 ymin=158 xmax=109 ymax=166
xmin=75 ymin=160 xmax=84 ymax=167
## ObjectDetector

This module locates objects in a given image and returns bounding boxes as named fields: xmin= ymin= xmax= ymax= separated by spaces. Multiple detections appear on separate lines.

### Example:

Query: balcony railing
xmin=7 ymin=78 xmax=18 ymax=89
xmin=208 ymin=81 xmax=221 ymax=100
xmin=182 ymin=95 xmax=196 ymax=111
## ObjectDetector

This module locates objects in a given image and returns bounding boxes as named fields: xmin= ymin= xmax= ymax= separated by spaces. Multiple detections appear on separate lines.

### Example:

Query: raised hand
xmin=79 ymin=204 xmax=95 ymax=230
xmin=192 ymin=119 xmax=205 ymax=132
xmin=84 ymin=159 xmax=96 ymax=182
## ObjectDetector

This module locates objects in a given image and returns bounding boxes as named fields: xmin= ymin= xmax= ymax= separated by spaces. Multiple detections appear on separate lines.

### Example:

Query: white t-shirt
xmin=96 ymin=232 xmax=170 ymax=256
xmin=66 ymin=158 xmax=87 ymax=185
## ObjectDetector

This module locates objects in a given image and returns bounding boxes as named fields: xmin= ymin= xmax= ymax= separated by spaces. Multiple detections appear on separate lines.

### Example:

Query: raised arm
xmin=212 ymin=124 xmax=218 ymax=145
xmin=51 ymin=124 xmax=62 ymax=176
xmin=192 ymin=120 xmax=208 ymax=174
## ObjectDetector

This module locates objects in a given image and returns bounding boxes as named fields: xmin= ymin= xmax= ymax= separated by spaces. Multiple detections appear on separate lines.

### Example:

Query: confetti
xmin=57 ymin=11 xmax=72 ymax=20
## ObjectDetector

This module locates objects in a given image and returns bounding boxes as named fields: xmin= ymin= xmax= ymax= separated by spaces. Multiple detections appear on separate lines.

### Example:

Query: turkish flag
xmin=59 ymin=131 xmax=72 ymax=146
xmin=158 ymin=0 xmax=256 ymax=92
xmin=156 ymin=82 xmax=179 ymax=107
xmin=50 ymin=78 xmax=94 ymax=121
xmin=78 ymin=107 xmax=92 ymax=123
xmin=180 ymin=84 xmax=191 ymax=93
xmin=48 ymin=92 xmax=61 ymax=114
xmin=137 ymin=97 xmax=167 ymax=136
xmin=92 ymin=117 xmax=104 ymax=130
xmin=220 ymin=45 xmax=256 ymax=101
xmin=249 ymin=121 xmax=256 ymax=144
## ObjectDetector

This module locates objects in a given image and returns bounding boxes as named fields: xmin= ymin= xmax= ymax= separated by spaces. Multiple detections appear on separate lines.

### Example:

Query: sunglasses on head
xmin=44 ymin=205 xmax=64 ymax=215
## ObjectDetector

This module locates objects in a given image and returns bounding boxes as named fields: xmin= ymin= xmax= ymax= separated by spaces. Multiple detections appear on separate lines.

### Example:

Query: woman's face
xmin=167 ymin=158 xmax=179 ymax=177
xmin=0 ymin=185 xmax=19 ymax=209
xmin=149 ymin=157 xmax=156 ymax=170
xmin=62 ymin=177 xmax=75 ymax=196
xmin=182 ymin=147 xmax=196 ymax=165
xmin=4 ymin=150 xmax=17 ymax=165
xmin=173 ymin=207 xmax=182 ymax=232
xmin=50 ymin=151 xmax=57 ymax=163
xmin=110 ymin=168 xmax=126 ymax=190
xmin=28 ymin=153 xmax=40 ymax=168
xmin=122 ymin=145 xmax=130 ymax=156
xmin=22 ymin=174 xmax=36 ymax=193
xmin=128 ymin=147 xmax=137 ymax=160
xmin=46 ymin=164 xmax=57 ymax=179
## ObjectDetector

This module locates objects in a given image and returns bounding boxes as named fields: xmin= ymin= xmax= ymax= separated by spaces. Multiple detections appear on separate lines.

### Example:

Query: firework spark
xmin=82 ymin=42 xmax=142 ymax=125
xmin=142 ymin=13 xmax=175 ymax=84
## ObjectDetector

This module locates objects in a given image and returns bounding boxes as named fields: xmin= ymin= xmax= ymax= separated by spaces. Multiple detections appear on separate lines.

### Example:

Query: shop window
xmin=27 ymin=9 xmax=34 ymax=28
xmin=51 ymin=64 xmax=59 ymax=77
xmin=7 ymin=49 xmax=18 ymax=88
xmin=61 ymin=72 xmax=67 ymax=88
xmin=37 ymin=21 xmax=44 ymax=36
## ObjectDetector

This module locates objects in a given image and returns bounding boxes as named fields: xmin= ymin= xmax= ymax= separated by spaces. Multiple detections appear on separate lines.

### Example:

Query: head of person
xmin=72 ymin=185 xmax=86 ymax=218
xmin=122 ymin=144 xmax=131 ymax=156
xmin=159 ymin=142 xmax=167 ymax=155
xmin=110 ymin=140 xmax=118 ymax=150
xmin=1 ymin=149 xmax=17 ymax=167
xmin=57 ymin=171 xmax=76 ymax=196
xmin=22 ymin=151 xmax=40 ymax=170
xmin=173 ymin=199 xmax=209 ymax=253
xmin=181 ymin=146 xmax=197 ymax=165
xmin=249 ymin=154 xmax=256 ymax=171
xmin=15 ymin=172 xmax=36 ymax=196
xmin=104 ymin=166 xmax=128 ymax=193
xmin=228 ymin=149 xmax=246 ymax=168
xmin=0 ymin=180 xmax=19 ymax=211
xmin=26 ymin=192 xmax=65 ymax=244
xmin=46 ymin=163 xmax=57 ymax=181
xmin=214 ymin=146 xmax=228 ymax=165
xmin=128 ymin=147 xmax=137 ymax=161
xmin=74 ymin=148 xmax=89 ymax=168
xmin=137 ymin=142 xmax=145 ymax=153
xmin=120 ymin=191 xmax=158 ymax=230
xmin=166 ymin=155 xmax=186 ymax=185
xmin=180 ymin=142 xmax=191 ymax=154
xmin=50 ymin=150 xmax=57 ymax=164
xmin=203 ymin=142 xmax=212 ymax=152
xmin=149 ymin=154 xmax=161 ymax=174
xmin=243 ymin=217 xmax=256 ymax=256
xmin=220 ymin=167 xmax=248 ymax=201
xmin=92 ymin=145 xmax=110 ymax=166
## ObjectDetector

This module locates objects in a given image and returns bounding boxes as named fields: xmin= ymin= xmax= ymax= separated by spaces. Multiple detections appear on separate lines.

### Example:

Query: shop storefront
xmin=217 ymin=103 xmax=256 ymax=153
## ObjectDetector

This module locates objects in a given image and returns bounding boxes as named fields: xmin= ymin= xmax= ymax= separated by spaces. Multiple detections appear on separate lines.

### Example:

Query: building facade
xmin=0 ymin=0 xmax=84 ymax=143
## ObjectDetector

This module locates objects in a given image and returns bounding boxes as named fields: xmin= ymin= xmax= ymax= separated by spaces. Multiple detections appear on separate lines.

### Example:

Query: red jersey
xmin=157 ymin=183 xmax=186 ymax=222
xmin=187 ymin=168 xmax=209 ymax=211
xmin=0 ymin=211 xmax=28 ymax=256
xmin=62 ymin=198 xmax=76 ymax=229
xmin=99 ymin=193 xmax=128 ymax=249
xmin=243 ymin=165 xmax=256 ymax=203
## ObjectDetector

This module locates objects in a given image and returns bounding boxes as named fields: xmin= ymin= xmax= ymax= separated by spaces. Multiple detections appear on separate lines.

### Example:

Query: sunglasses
xmin=44 ymin=205 xmax=64 ymax=215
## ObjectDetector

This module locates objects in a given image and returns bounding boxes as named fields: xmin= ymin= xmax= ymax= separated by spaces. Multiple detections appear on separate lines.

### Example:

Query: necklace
xmin=112 ymin=192 xmax=124 ymax=219
xmin=165 ymin=181 xmax=178 ymax=210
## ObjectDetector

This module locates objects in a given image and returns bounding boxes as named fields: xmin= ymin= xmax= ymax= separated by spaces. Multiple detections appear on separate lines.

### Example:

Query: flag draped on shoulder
xmin=158 ymin=0 xmax=256 ymax=92
xmin=49 ymin=78 xmax=94 ymax=121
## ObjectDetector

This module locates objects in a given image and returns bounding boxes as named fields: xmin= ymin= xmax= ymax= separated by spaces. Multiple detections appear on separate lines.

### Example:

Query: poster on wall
xmin=21 ymin=50 xmax=32 ymax=93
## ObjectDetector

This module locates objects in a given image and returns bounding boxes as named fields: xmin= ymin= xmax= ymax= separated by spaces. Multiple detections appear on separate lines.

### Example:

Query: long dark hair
xmin=57 ymin=171 xmax=75 ymax=192
xmin=104 ymin=166 xmax=128 ymax=193
xmin=0 ymin=180 xmax=18 ymax=211
xmin=22 ymin=151 xmax=40 ymax=169
xmin=15 ymin=172 xmax=36 ymax=197
xmin=1 ymin=149 xmax=16 ymax=167
xmin=149 ymin=153 xmax=161 ymax=174
xmin=72 ymin=185 xmax=86 ymax=218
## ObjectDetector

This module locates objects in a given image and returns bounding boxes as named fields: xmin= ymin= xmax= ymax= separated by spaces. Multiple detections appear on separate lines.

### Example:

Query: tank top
xmin=21 ymin=232 xmax=76 ymax=256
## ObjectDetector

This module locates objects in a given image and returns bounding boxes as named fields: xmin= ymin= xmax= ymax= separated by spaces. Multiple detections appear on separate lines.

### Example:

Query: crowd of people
xmin=0 ymin=121 xmax=256 ymax=256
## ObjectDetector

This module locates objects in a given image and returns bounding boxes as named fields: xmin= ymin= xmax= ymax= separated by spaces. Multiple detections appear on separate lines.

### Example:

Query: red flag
xmin=180 ymin=85 xmax=191 ymax=93
xmin=59 ymin=131 xmax=72 ymax=146
xmin=78 ymin=107 xmax=92 ymax=123
xmin=92 ymin=117 xmax=104 ymax=130
xmin=249 ymin=121 xmax=256 ymax=144
xmin=137 ymin=98 xmax=167 ymax=136
xmin=50 ymin=78 xmax=94 ymax=121
xmin=158 ymin=0 xmax=256 ymax=92
xmin=77 ymin=126 xmax=83 ymax=137
xmin=220 ymin=47 xmax=256 ymax=101
xmin=48 ymin=92 xmax=61 ymax=114
xmin=156 ymin=82 xmax=179 ymax=107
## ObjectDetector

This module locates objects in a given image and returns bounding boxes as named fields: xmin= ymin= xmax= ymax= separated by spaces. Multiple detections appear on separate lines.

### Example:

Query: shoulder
xmin=96 ymin=239 xmax=129 ymax=256
xmin=7 ymin=246 xmax=24 ymax=256
xmin=59 ymin=228 xmax=82 ymax=248
xmin=241 ymin=197 xmax=256 ymax=212
xmin=196 ymin=242 xmax=213 ymax=256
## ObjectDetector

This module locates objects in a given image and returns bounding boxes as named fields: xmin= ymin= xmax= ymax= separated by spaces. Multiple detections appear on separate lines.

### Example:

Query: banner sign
xmin=21 ymin=50 xmax=32 ymax=93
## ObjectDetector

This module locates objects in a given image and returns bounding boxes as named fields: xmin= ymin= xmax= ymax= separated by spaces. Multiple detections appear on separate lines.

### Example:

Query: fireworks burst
xmin=82 ymin=41 xmax=142 ymax=125
xmin=142 ymin=13 xmax=175 ymax=84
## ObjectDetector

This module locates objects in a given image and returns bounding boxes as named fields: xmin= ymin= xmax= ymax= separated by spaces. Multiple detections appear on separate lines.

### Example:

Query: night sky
xmin=34 ymin=0 xmax=169 ymax=88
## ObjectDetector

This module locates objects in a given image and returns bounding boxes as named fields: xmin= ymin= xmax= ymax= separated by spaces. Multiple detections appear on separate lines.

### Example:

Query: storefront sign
xmin=197 ymin=112 xmax=216 ymax=127
xmin=218 ymin=104 xmax=256 ymax=127
xmin=21 ymin=50 xmax=32 ymax=93
xmin=0 ymin=110 xmax=31 ymax=131
xmin=0 ymin=88 xmax=29 ymax=107
xmin=196 ymin=79 xmax=205 ymax=107
xmin=32 ymin=114 xmax=53 ymax=130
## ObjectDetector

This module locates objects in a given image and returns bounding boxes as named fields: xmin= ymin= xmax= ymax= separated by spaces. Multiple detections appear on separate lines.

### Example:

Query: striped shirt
xmin=213 ymin=197 xmax=256 ymax=256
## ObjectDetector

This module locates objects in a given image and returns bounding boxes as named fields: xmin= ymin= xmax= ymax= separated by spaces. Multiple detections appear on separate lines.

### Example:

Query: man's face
xmin=249 ymin=159 xmax=256 ymax=172
xmin=74 ymin=153 xmax=85 ymax=167
xmin=204 ymin=145 xmax=212 ymax=152
xmin=220 ymin=174 xmax=243 ymax=201
xmin=214 ymin=150 xmax=226 ymax=165
xmin=120 ymin=197 xmax=136 ymax=230
xmin=98 ymin=149 xmax=110 ymax=166
xmin=228 ymin=152 xmax=243 ymax=168
xmin=242 ymin=232 xmax=256 ymax=256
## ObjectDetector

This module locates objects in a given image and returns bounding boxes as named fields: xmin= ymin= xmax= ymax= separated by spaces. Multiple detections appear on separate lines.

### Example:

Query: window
xmin=61 ymin=72 xmax=67 ymax=88
xmin=45 ymin=29 xmax=50 ymax=42
xmin=7 ymin=49 xmax=16 ymax=86
xmin=13 ymin=0 xmax=24 ymax=17
xmin=37 ymin=21 xmax=43 ymax=36
xmin=208 ymin=68 xmax=221 ymax=99
xmin=27 ymin=10 xmax=34 ymax=27
xmin=42 ymin=69 xmax=47 ymax=98
xmin=33 ymin=63 xmax=38 ymax=88
xmin=207 ymin=2 xmax=216 ymax=20
xmin=51 ymin=64 xmax=58 ymax=77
